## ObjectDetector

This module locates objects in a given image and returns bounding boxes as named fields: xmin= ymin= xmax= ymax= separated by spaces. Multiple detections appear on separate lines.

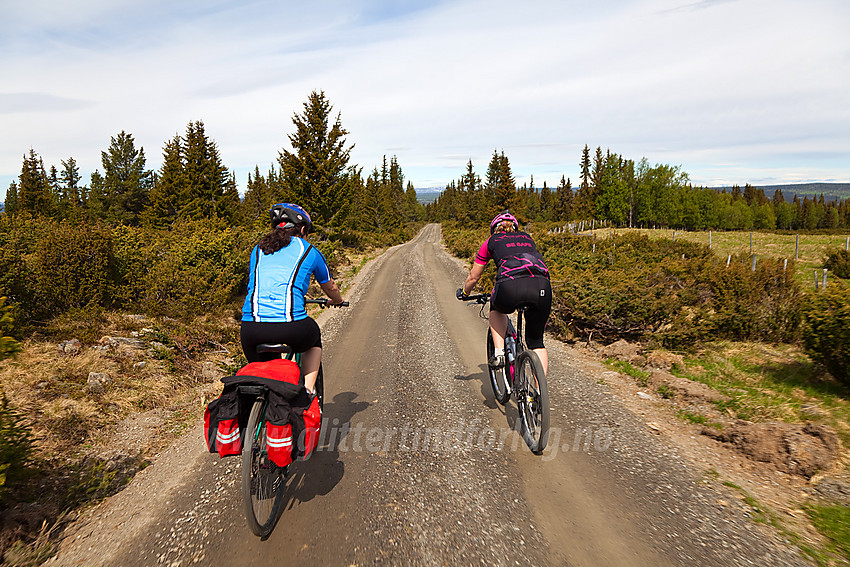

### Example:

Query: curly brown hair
xmin=258 ymin=226 xmax=303 ymax=255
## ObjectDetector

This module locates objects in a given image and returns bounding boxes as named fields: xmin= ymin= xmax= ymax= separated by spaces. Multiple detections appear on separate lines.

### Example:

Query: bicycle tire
xmin=516 ymin=350 xmax=550 ymax=454
xmin=486 ymin=329 xmax=511 ymax=405
xmin=241 ymin=396 xmax=285 ymax=537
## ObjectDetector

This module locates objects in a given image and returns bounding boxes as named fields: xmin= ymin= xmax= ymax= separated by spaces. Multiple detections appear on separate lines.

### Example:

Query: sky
xmin=1 ymin=0 xmax=849 ymax=200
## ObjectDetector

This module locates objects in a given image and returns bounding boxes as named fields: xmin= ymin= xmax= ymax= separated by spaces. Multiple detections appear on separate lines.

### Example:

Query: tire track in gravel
xmin=354 ymin=223 xmax=551 ymax=565
xmin=49 ymin=224 xmax=811 ymax=567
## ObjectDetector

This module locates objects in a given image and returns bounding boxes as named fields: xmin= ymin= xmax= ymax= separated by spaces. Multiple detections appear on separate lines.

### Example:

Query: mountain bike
xmin=240 ymin=298 xmax=348 ymax=537
xmin=460 ymin=292 xmax=550 ymax=454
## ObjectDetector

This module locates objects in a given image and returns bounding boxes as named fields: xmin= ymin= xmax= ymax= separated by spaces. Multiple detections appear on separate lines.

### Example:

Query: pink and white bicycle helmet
xmin=489 ymin=211 xmax=519 ymax=234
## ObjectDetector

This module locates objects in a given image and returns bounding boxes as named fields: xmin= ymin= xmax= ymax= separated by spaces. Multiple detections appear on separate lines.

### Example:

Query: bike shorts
xmin=491 ymin=277 xmax=552 ymax=350
xmin=240 ymin=317 xmax=322 ymax=363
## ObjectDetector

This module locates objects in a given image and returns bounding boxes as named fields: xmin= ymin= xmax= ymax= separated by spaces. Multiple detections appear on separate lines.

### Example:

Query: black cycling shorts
xmin=240 ymin=317 xmax=322 ymax=363
xmin=491 ymin=277 xmax=552 ymax=350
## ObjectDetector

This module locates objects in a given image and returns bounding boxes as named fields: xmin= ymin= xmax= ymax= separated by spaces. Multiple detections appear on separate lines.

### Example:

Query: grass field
xmin=582 ymin=228 xmax=850 ymax=289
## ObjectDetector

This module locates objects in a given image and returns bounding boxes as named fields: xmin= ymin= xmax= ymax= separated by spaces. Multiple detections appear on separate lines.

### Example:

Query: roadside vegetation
xmin=432 ymin=151 xmax=849 ymax=563
xmin=3 ymin=90 xmax=849 ymax=564
xmin=444 ymin=219 xmax=850 ymax=563
xmin=0 ymin=91 xmax=424 ymax=564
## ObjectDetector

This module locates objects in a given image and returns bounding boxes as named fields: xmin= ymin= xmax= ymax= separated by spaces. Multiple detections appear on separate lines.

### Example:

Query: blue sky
xmin=2 ymin=0 xmax=849 ymax=199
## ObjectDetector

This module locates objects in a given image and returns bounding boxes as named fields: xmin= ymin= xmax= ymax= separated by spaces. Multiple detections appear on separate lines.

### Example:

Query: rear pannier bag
xmin=204 ymin=358 xmax=322 ymax=463
xmin=203 ymin=391 xmax=241 ymax=457
xmin=264 ymin=422 xmax=294 ymax=467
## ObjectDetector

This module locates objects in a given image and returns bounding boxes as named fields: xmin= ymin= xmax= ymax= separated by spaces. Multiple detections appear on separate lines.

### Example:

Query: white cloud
xmin=1 ymin=0 xmax=848 ymax=197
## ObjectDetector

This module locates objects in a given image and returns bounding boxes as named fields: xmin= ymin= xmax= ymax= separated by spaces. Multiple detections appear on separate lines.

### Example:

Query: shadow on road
xmin=278 ymin=391 xmax=370 ymax=513
xmin=454 ymin=364 xmax=502 ymax=410
xmin=456 ymin=364 xmax=523 ymax=430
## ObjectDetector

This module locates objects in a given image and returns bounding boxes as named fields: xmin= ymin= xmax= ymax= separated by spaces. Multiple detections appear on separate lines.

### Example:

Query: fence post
xmin=814 ymin=270 xmax=819 ymax=290
xmin=751 ymin=254 xmax=757 ymax=271
xmin=823 ymin=269 xmax=828 ymax=289
xmin=783 ymin=258 xmax=788 ymax=271
xmin=796 ymin=234 xmax=799 ymax=260
xmin=726 ymin=254 xmax=731 ymax=268
xmin=846 ymin=236 xmax=849 ymax=251
xmin=749 ymin=232 xmax=753 ymax=255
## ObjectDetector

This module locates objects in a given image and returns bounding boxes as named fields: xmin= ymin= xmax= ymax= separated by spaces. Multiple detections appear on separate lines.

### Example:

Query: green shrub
xmin=703 ymin=254 xmax=803 ymax=343
xmin=441 ymin=220 xmax=488 ymax=261
xmin=137 ymin=220 xmax=248 ymax=318
xmin=33 ymin=221 xmax=113 ymax=316
xmin=824 ymin=249 xmax=850 ymax=279
xmin=110 ymin=224 xmax=154 ymax=308
xmin=0 ymin=296 xmax=21 ymax=358
xmin=0 ymin=393 xmax=34 ymax=504
xmin=443 ymin=226 xmax=804 ymax=347
xmin=0 ymin=215 xmax=51 ymax=325
xmin=802 ymin=286 xmax=850 ymax=385
xmin=314 ymin=238 xmax=346 ymax=272
xmin=0 ymin=216 xmax=115 ymax=326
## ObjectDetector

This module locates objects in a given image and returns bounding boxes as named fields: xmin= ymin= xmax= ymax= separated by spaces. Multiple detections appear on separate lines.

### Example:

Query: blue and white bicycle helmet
xmin=270 ymin=203 xmax=313 ymax=234
xmin=489 ymin=210 xmax=519 ymax=234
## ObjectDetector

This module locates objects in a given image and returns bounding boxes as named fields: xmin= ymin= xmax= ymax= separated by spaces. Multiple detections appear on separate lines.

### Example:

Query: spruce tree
xmin=241 ymin=165 xmax=276 ymax=225
xmin=575 ymin=144 xmax=594 ymax=220
xmin=60 ymin=157 xmax=83 ymax=210
xmin=86 ymin=170 xmax=106 ymax=221
xmin=17 ymin=150 xmax=55 ymax=217
xmin=277 ymin=91 xmax=355 ymax=228
xmin=4 ymin=182 xmax=18 ymax=215
xmin=388 ymin=156 xmax=407 ymax=224
xmin=483 ymin=150 xmax=516 ymax=216
xmin=554 ymin=176 xmax=573 ymax=221
xmin=458 ymin=160 xmax=481 ymax=222
xmin=405 ymin=181 xmax=423 ymax=221
xmin=142 ymin=135 xmax=185 ymax=228
xmin=181 ymin=121 xmax=237 ymax=222
xmin=97 ymin=131 xmax=152 ymax=225
xmin=539 ymin=181 xmax=553 ymax=221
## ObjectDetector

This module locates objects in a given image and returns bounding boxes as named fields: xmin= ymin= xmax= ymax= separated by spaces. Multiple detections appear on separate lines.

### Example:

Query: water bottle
xmin=505 ymin=335 xmax=516 ymax=366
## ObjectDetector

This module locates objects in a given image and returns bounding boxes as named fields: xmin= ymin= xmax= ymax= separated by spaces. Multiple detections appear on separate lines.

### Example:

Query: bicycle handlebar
xmin=458 ymin=292 xmax=490 ymax=304
xmin=306 ymin=298 xmax=350 ymax=308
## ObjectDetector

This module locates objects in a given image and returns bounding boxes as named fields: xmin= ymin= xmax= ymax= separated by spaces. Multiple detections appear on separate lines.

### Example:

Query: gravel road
xmin=46 ymin=224 xmax=809 ymax=567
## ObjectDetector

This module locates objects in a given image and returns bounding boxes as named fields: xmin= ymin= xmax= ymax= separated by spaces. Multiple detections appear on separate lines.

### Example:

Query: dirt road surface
xmin=47 ymin=224 xmax=808 ymax=566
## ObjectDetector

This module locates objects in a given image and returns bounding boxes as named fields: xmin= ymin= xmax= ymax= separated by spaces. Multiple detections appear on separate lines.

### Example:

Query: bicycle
xmin=460 ymin=292 xmax=550 ymax=454
xmin=240 ymin=298 xmax=348 ymax=537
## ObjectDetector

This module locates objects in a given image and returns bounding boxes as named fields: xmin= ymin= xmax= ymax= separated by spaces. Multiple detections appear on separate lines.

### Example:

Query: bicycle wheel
xmin=487 ymin=329 xmax=510 ymax=405
xmin=516 ymin=350 xmax=550 ymax=454
xmin=241 ymin=396 xmax=285 ymax=537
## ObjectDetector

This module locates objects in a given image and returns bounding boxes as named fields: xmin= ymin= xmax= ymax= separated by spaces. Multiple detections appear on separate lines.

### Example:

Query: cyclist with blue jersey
xmin=240 ymin=203 xmax=344 ymax=395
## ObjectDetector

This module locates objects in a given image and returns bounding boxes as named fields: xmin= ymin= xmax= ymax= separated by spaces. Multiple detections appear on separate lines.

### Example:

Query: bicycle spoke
xmin=517 ymin=351 xmax=550 ymax=454
xmin=242 ymin=396 xmax=285 ymax=537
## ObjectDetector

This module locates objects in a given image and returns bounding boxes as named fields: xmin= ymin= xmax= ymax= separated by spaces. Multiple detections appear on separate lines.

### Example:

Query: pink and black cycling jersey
xmin=474 ymin=231 xmax=549 ymax=283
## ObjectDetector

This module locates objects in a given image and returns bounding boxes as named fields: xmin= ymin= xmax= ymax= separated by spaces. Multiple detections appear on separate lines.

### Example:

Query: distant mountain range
xmin=415 ymin=187 xmax=444 ymax=204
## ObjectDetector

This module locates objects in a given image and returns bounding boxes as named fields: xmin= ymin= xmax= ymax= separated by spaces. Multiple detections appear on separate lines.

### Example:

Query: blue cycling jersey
xmin=241 ymin=237 xmax=332 ymax=322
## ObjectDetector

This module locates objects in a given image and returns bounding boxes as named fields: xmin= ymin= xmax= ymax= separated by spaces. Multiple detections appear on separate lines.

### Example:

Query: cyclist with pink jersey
xmin=457 ymin=211 xmax=552 ymax=375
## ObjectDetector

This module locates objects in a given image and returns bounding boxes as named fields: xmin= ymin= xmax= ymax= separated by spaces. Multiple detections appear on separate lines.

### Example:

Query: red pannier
xmin=204 ymin=359 xmax=322 ymax=466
